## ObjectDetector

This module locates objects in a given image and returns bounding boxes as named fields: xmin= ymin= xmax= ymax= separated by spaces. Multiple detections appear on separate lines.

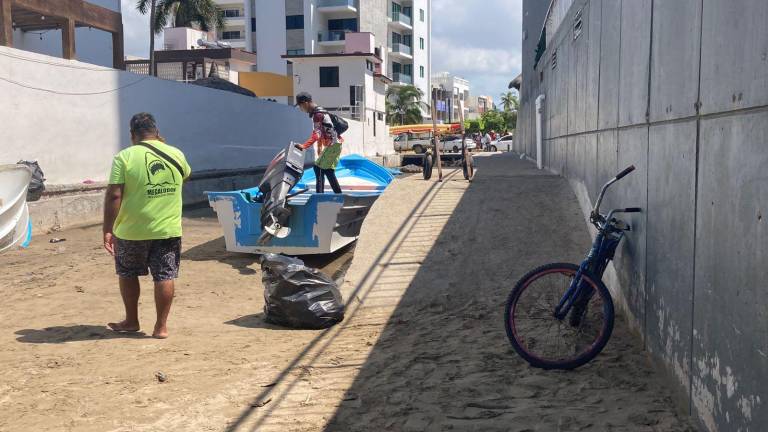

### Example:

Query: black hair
xmin=130 ymin=112 xmax=158 ymax=136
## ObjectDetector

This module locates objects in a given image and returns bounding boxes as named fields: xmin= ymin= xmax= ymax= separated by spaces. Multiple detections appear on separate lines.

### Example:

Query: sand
xmin=0 ymin=153 xmax=696 ymax=431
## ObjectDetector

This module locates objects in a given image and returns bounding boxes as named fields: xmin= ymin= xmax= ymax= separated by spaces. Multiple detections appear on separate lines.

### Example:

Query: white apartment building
xmin=212 ymin=0 xmax=431 ymax=101
xmin=431 ymin=72 xmax=470 ymax=123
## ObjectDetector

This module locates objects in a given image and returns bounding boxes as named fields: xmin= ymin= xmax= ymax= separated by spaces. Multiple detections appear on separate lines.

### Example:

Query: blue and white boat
xmin=0 ymin=164 xmax=33 ymax=253
xmin=207 ymin=150 xmax=395 ymax=255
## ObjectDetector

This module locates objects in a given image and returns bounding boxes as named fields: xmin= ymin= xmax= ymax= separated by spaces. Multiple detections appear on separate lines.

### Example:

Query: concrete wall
xmin=517 ymin=1 xmax=768 ymax=431
xmin=0 ymin=46 xmax=309 ymax=185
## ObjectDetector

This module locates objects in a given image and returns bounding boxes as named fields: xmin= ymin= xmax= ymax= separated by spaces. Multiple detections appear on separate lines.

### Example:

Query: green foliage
xmin=499 ymin=91 xmax=520 ymax=112
xmin=465 ymin=119 xmax=483 ymax=134
xmin=480 ymin=110 xmax=506 ymax=133
xmin=159 ymin=0 xmax=225 ymax=32
xmin=138 ymin=0 xmax=224 ymax=35
xmin=386 ymin=85 xmax=425 ymax=126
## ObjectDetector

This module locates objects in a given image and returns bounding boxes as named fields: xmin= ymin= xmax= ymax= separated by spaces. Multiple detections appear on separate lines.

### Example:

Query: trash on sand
xmin=49 ymin=238 xmax=66 ymax=243
xmin=260 ymin=254 xmax=345 ymax=329
xmin=251 ymin=397 xmax=272 ymax=408
xmin=16 ymin=160 xmax=45 ymax=202
xmin=400 ymin=164 xmax=422 ymax=173
xmin=155 ymin=371 xmax=167 ymax=383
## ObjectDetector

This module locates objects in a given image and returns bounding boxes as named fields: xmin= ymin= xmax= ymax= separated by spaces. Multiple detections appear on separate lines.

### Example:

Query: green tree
xmin=499 ymin=91 xmax=520 ymax=112
xmin=386 ymin=85 xmax=425 ymax=126
xmin=481 ymin=109 xmax=506 ymax=132
xmin=137 ymin=0 xmax=224 ymax=75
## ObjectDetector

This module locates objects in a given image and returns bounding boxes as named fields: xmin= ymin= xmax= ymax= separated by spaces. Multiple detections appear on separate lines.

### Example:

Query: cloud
xmin=432 ymin=0 xmax=522 ymax=99
xmin=121 ymin=0 xmax=163 ymax=58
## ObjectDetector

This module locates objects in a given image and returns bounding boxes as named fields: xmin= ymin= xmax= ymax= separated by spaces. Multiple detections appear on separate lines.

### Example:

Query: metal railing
xmin=390 ymin=42 xmax=412 ymax=55
xmin=318 ymin=0 xmax=357 ymax=8
xmin=393 ymin=72 xmax=412 ymax=84
xmin=390 ymin=11 xmax=412 ymax=26
xmin=318 ymin=30 xmax=347 ymax=42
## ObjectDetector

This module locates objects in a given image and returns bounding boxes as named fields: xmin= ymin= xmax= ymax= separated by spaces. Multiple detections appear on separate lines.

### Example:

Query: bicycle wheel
xmin=504 ymin=263 xmax=614 ymax=369
xmin=423 ymin=152 xmax=433 ymax=180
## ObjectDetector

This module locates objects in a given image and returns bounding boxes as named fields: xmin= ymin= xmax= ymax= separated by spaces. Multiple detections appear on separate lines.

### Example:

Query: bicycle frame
xmin=553 ymin=166 xmax=640 ymax=321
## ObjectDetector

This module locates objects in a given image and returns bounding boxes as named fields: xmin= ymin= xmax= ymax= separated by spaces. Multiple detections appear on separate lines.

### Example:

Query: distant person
xmin=483 ymin=131 xmax=492 ymax=151
xmin=103 ymin=113 xmax=191 ymax=339
xmin=294 ymin=92 xmax=343 ymax=194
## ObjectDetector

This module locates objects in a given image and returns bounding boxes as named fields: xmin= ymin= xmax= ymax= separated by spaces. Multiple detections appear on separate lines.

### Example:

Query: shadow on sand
xmin=16 ymin=325 xmax=149 ymax=343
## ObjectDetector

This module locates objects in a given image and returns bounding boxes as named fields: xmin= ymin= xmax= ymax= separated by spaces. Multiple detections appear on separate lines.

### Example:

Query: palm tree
xmin=499 ymin=91 xmax=520 ymax=112
xmin=136 ymin=0 xmax=224 ymax=76
xmin=386 ymin=85 xmax=425 ymax=126
xmin=136 ymin=0 xmax=158 ymax=75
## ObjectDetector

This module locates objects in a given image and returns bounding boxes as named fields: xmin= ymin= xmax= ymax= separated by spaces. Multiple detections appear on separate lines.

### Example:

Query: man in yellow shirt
xmin=103 ymin=113 xmax=191 ymax=339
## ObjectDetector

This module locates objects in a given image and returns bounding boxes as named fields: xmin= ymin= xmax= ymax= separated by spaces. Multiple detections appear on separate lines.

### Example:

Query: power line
xmin=0 ymin=74 xmax=149 ymax=95
xmin=0 ymin=50 xmax=119 ymax=72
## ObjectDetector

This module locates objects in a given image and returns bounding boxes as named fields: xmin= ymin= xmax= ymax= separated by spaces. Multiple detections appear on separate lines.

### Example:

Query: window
xmin=222 ymin=31 xmax=242 ymax=40
xmin=420 ymin=8 xmax=425 ymax=22
xmin=286 ymin=15 xmax=304 ymax=30
xmin=419 ymin=37 xmax=424 ymax=50
xmin=319 ymin=66 xmax=339 ymax=87
xmin=420 ymin=65 xmax=424 ymax=78
xmin=328 ymin=18 xmax=358 ymax=32
xmin=366 ymin=60 xmax=374 ymax=72
xmin=287 ymin=49 xmax=305 ymax=55
xmin=251 ymin=18 xmax=256 ymax=32
xmin=224 ymin=9 xmax=241 ymax=18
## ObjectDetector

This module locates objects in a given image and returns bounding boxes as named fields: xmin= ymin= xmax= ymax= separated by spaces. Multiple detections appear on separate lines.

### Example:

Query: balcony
xmin=392 ymin=72 xmax=412 ymax=85
xmin=317 ymin=0 xmax=358 ymax=13
xmin=317 ymin=30 xmax=348 ymax=46
xmin=389 ymin=42 xmax=413 ymax=60
xmin=388 ymin=11 xmax=413 ymax=30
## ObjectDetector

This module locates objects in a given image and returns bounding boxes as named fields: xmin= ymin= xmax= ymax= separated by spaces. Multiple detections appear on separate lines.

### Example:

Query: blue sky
xmin=121 ymin=0 xmax=522 ymax=101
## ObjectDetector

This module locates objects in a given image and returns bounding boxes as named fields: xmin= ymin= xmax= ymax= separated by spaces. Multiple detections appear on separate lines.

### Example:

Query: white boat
xmin=0 ymin=165 xmax=33 ymax=253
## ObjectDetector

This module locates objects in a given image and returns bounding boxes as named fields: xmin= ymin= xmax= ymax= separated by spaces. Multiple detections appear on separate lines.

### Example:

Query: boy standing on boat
xmin=294 ymin=92 xmax=343 ymax=194
xmin=103 ymin=113 xmax=191 ymax=339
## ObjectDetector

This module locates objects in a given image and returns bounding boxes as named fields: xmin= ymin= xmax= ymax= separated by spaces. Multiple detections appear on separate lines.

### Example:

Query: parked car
xmin=440 ymin=135 xmax=476 ymax=153
xmin=494 ymin=134 xmax=514 ymax=152
xmin=393 ymin=133 xmax=432 ymax=154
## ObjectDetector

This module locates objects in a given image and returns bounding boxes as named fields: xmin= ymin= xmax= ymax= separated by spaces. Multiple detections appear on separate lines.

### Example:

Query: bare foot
xmin=152 ymin=325 xmax=168 ymax=339
xmin=108 ymin=320 xmax=140 ymax=332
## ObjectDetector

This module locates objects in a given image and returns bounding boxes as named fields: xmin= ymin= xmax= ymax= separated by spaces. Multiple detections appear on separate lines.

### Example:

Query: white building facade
xmin=431 ymin=72 xmax=470 ymax=123
xmin=211 ymin=0 xmax=431 ymax=103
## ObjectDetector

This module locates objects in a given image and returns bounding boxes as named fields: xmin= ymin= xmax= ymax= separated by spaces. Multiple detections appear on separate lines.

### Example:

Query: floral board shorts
xmin=114 ymin=237 xmax=181 ymax=282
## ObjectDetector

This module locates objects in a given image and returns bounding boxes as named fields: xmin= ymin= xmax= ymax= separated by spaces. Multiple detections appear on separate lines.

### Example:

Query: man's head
xmin=130 ymin=112 xmax=160 ymax=144
xmin=295 ymin=92 xmax=316 ymax=114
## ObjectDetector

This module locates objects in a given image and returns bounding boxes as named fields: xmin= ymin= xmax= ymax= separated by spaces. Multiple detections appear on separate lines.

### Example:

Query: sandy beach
xmin=0 ymin=153 xmax=695 ymax=431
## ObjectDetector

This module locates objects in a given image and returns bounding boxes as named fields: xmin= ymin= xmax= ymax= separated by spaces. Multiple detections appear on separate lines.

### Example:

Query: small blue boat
xmin=207 ymin=152 xmax=395 ymax=255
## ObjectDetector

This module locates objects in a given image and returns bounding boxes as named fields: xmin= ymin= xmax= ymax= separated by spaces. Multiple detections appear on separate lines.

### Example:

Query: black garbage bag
xmin=16 ymin=160 xmax=45 ymax=202
xmin=260 ymin=253 xmax=345 ymax=329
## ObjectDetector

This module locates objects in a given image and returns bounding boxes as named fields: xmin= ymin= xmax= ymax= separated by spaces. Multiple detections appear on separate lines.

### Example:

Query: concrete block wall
xmin=517 ymin=1 xmax=768 ymax=431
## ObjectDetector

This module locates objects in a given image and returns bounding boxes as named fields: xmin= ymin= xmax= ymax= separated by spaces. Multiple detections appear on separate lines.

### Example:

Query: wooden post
xmin=62 ymin=17 xmax=76 ymax=60
xmin=431 ymin=88 xmax=443 ymax=181
xmin=0 ymin=0 xmax=12 ymax=48
xmin=112 ymin=27 xmax=125 ymax=69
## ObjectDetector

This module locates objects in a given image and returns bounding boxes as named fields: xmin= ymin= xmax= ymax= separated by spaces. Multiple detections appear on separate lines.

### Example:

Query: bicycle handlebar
xmin=615 ymin=165 xmax=635 ymax=180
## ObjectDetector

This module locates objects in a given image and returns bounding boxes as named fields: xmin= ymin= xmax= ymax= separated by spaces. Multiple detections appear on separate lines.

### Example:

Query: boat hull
xmin=0 ymin=165 xmax=32 ymax=253
xmin=207 ymin=155 xmax=394 ymax=255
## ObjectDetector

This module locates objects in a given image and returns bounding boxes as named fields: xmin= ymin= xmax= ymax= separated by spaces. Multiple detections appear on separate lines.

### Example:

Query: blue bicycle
xmin=504 ymin=165 xmax=641 ymax=369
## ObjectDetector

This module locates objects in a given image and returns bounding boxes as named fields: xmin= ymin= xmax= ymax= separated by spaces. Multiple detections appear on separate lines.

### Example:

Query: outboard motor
xmin=256 ymin=143 xmax=306 ymax=244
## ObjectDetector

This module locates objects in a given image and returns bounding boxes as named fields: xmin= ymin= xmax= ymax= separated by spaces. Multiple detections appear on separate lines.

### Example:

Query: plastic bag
xmin=260 ymin=253 xmax=345 ymax=329
xmin=16 ymin=160 xmax=45 ymax=202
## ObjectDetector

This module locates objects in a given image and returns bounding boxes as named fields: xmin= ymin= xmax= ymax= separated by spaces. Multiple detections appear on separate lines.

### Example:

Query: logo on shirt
xmin=145 ymin=152 xmax=179 ymax=197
